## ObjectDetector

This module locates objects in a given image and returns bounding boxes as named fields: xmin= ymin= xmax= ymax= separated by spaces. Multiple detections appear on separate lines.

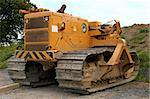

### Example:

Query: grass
xmin=136 ymin=50 xmax=150 ymax=82
xmin=130 ymin=28 xmax=149 ymax=44
xmin=122 ymin=27 xmax=150 ymax=82
xmin=0 ymin=44 xmax=17 ymax=69
xmin=128 ymin=28 xmax=150 ymax=82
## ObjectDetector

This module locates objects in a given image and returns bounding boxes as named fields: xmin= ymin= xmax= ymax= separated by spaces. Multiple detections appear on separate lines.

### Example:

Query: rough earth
xmin=0 ymin=81 xmax=149 ymax=99
xmin=0 ymin=69 xmax=13 ymax=87
xmin=0 ymin=24 xmax=150 ymax=99
xmin=0 ymin=69 xmax=149 ymax=99
xmin=121 ymin=24 xmax=150 ymax=39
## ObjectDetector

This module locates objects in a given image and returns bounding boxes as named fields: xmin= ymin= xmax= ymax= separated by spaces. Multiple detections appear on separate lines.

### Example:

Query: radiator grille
xmin=26 ymin=30 xmax=48 ymax=42
xmin=26 ymin=44 xmax=48 ymax=51
xmin=25 ymin=16 xmax=49 ymax=51
xmin=26 ymin=17 xmax=48 ymax=29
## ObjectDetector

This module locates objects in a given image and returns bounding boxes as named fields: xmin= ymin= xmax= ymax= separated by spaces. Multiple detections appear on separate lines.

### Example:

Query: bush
xmin=0 ymin=44 xmax=17 ymax=69
xmin=139 ymin=28 xmax=149 ymax=33
xmin=136 ymin=50 xmax=150 ymax=82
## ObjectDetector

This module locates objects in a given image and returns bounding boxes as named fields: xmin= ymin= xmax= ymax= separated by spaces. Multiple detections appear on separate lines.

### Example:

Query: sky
xmin=30 ymin=0 xmax=150 ymax=26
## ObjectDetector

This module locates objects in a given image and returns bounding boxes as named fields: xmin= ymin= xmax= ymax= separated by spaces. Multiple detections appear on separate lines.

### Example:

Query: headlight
xmin=43 ymin=16 xmax=49 ymax=21
xmin=82 ymin=23 xmax=87 ymax=33
xmin=60 ymin=22 xmax=65 ymax=30
xmin=25 ymin=19 xmax=29 ymax=23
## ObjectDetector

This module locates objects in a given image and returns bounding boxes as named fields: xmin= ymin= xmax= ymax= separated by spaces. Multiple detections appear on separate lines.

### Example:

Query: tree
xmin=0 ymin=0 xmax=36 ymax=43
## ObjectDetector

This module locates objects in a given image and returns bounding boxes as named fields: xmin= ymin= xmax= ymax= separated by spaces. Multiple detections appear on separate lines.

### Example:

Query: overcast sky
xmin=30 ymin=0 xmax=150 ymax=26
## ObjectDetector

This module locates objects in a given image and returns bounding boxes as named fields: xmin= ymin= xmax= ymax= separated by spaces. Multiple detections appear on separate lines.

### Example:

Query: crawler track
xmin=7 ymin=56 xmax=56 ymax=87
xmin=7 ymin=56 xmax=30 ymax=85
xmin=56 ymin=48 xmax=139 ymax=94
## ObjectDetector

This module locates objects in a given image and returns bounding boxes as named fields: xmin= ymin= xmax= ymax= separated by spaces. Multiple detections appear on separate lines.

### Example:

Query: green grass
xmin=0 ymin=44 xmax=17 ymax=69
xmin=128 ymin=28 xmax=150 ymax=82
xmin=136 ymin=50 xmax=150 ymax=82
xmin=122 ymin=27 xmax=150 ymax=82
xmin=120 ymin=33 xmax=127 ymax=40
xmin=131 ymin=29 xmax=149 ymax=44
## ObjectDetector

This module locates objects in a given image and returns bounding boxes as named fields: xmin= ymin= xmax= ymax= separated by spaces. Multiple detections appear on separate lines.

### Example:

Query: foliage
xmin=0 ymin=44 xmax=17 ymax=69
xmin=136 ymin=50 xmax=150 ymax=82
xmin=128 ymin=28 xmax=150 ymax=82
xmin=139 ymin=28 xmax=149 ymax=33
xmin=0 ymin=0 xmax=36 ymax=43
xmin=127 ymin=28 xmax=149 ymax=52
xmin=122 ymin=27 xmax=150 ymax=82
xmin=120 ymin=33 xmax=127 ymax=40
xmin=130 ymin=28 xmax=149 ymax=44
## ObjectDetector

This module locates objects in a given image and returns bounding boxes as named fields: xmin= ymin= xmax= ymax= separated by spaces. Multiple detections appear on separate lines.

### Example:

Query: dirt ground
xmin=0 ymin=82 xmax=149 ymax=99
xmin=0 ymin=69 xmax=13 ymax=87
xmin=0 ymin=69 xmax=149 ymax=99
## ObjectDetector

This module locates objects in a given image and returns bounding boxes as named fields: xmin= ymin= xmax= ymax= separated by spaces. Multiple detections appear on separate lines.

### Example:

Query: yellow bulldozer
xmin=7 ymin=6 xmax=139 ymax=94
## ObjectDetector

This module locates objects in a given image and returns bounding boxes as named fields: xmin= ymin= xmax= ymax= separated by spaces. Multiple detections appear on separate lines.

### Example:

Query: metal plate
xmin=26 ymin=44 xmax=48 ymax=51
xmin=26 ymin=30 xmax=48 ymax=42
xmin=26 ymin=17 xmax=48 ymax=29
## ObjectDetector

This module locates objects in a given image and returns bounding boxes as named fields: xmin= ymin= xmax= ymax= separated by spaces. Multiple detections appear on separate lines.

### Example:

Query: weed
xmin=0 ymin=44 xmax=17 ymax=69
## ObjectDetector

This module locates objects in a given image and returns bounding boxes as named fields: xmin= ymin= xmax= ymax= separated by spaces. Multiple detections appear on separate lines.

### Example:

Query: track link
xmin=7 ymin=56 xmax=56 ymax=87
xmin=56 ymin=48 xmax=139 ymax=94
xmin=7 ymin=56 xmax=30 ymax=85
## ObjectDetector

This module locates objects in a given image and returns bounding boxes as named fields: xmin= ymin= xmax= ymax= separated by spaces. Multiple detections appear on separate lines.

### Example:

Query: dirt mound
xmin=121 ymin=24 xmax=150 ymax=82
xmin=121 ymin=24 xmax=150 ymax=51
xmin=122 ymin=24 xmax=150 ymax=40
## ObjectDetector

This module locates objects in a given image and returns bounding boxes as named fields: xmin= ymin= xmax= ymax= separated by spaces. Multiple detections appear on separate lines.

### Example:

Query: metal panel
xmin=26 ymin=30 xmax=48 ymax=42
xmin=26 ymin=44 xmax=47 ymax=51
xmin=26 ymin=17 xmax=48 ymax=29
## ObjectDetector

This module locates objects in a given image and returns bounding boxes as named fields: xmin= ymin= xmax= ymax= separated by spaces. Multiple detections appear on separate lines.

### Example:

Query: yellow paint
xmin=16 ymin=51 xmax=23 ymax=58
xmin=26 ymin=42 xmax=48 ymax=45
xmin=29 ymin=52 xmax=37 ymax=60
xmin=35 ymin=51 xmax=43 ymax=60
xmin=26 ymin=28 xmax=48 ymax=32
xmin=20 ymin=51 xmax=28 ymax=59
xmin=42 ymin=52 xmax=52 ymax=60
xmin=17 ymin=10 xmax=133 ymax=64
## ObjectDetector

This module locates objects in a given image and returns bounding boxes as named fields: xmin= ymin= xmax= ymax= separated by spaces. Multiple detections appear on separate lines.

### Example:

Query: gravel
xmin=0 ymin=81 xmax=149 ymax=99
xmin=0 ymin=69 xmax=149 ymax=99
xmin=0 ymin=69 xmax=13 ymax=87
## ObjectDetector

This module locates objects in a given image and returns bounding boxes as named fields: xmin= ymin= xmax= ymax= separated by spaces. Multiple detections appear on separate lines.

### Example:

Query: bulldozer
xmin=7 ymin=6 xmax=139 ymax=94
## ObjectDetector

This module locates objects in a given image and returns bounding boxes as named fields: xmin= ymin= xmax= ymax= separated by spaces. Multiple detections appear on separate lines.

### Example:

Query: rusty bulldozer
xmin=7 ymin=6 xmax=139 ymax=94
